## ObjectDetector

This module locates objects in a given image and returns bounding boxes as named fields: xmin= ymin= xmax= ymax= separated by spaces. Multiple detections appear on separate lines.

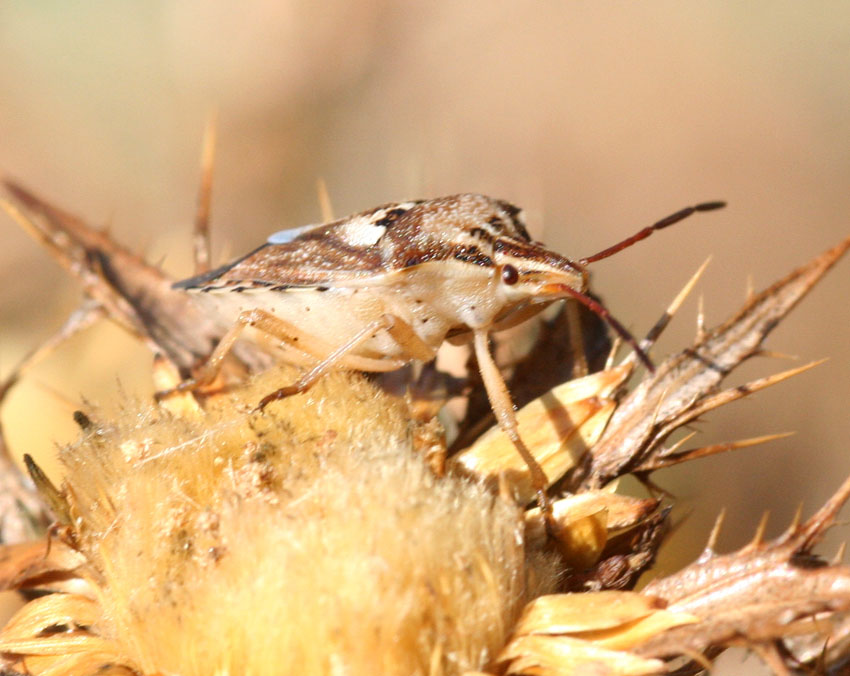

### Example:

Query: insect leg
xmin=564 ymin=300 xmax=589 ymax=378
xmin=380 ymin=313 xmax=436 ymax=362
xmin=155 ymin=308 xmax=335 ymax=399
xmin=257 ymin=313 xmax=436 ymax=409
xmin=472 ymin=329 xmax=551 ymax=515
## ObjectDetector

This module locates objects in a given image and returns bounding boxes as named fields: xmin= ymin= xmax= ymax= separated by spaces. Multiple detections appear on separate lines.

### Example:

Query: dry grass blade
xmin=578 ymin=234 xmax=850 ymax=489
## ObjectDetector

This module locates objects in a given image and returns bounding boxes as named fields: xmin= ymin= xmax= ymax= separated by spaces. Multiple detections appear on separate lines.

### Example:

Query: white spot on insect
xmin=267 ymin=223 xmax=321 ymax=245
xmin=338 ymin=214 xmax=388 ymax=247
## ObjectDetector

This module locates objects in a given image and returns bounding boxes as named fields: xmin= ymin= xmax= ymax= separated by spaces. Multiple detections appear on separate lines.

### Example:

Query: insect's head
xmin=449 ymin=196 xmax=583 ymax=302
xmin=491 ymin=239 xmax=589 ymax=305
xmin=484 ymin=196 xmax=726 ymax=371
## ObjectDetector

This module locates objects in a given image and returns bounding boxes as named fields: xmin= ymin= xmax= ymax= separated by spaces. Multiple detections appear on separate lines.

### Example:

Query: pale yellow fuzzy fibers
xmin=58 ymin=368 xmax=528 ymax=676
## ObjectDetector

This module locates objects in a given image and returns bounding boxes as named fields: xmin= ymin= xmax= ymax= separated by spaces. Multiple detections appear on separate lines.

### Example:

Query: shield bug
xmin=168 ymin=194 xmax=724 ymax=510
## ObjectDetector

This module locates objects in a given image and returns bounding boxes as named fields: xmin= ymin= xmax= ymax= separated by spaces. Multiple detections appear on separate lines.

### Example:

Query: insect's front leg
xmin=257 ymin=313 xmax=437 ymax=409
xmin=472 ymin=329 xmax=552 ymax=516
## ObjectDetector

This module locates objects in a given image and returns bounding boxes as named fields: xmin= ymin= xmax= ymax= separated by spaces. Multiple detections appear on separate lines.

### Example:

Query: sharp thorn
xmin=704 ymin=507 xmax=726 ymax=555
xmin=316 ymin=177 xmax=335 ymax=222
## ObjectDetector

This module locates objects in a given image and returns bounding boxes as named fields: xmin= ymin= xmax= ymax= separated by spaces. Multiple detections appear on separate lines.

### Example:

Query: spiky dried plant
xmin=0 ymin=146 xmax=848 ymax=675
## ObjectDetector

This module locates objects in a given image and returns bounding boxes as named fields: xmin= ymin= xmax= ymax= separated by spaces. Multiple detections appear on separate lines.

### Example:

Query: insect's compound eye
xmin=501 ymin=264 xmax=519 ymax=285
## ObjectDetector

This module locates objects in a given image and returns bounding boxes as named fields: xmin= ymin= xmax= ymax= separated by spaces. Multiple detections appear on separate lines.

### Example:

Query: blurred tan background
xmin=0 ymin=4 xmax=848 ymax=671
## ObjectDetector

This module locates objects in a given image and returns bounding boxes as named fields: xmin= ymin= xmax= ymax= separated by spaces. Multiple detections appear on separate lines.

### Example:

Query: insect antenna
xmin=555 ymin=284 xmax=655 ymax=372
xmin=578 ymin=201 xmax=726 ymax=265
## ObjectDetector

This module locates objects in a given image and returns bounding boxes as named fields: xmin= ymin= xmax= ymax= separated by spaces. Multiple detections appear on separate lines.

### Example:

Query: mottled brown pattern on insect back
xmin=492 ymin=238 xmax=583 ymax=278
xmin=180 ymin=194 xmax=566 ymax=292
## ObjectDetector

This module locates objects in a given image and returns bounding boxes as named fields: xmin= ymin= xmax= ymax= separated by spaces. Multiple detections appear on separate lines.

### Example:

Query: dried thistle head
xmin=0 ymin=181 xmax=848 ymax=676
xmin=4 ymin=367 xmax=534 ymax=676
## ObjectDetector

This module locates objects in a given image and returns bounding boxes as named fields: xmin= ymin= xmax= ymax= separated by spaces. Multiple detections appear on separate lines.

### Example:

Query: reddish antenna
xmin=552 ymin=283 xmax=656 ymax=372
xmin=579 ymin=201 xmax=725 ymax=265
xmin=570 ymin=200 xmax=726 ymax=371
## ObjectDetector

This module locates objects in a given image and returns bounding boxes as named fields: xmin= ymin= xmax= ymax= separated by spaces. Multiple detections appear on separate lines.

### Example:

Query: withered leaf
xmin=1 ymin=181 xmax=269 ymax=375
xmin=575 ymin=234 xmax=850 ymax=489
xmin=635 ymin=473 xmax=850 ymax=667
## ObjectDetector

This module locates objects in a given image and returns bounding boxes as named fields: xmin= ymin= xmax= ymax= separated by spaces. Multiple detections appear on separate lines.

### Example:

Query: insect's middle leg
xmin=257 ymin=313 xmax=436 ymax=409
